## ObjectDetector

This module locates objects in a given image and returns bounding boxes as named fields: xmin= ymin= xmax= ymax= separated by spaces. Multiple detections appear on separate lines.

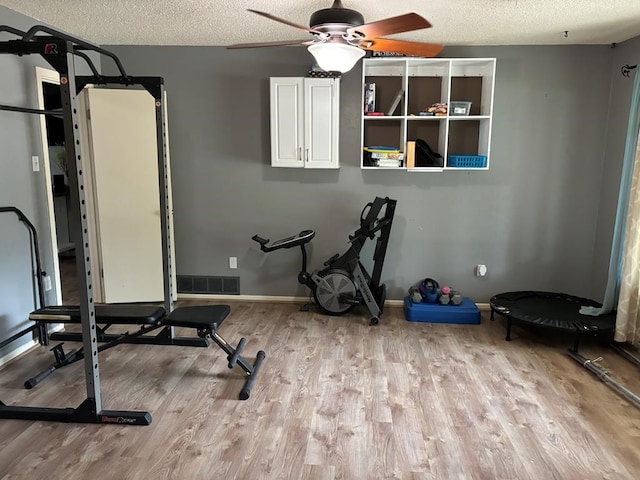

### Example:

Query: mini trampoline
xmin=489 ymin=291 xmax=616 ymax=345
xmin=490 ymin=291 xmax=640 ymax=409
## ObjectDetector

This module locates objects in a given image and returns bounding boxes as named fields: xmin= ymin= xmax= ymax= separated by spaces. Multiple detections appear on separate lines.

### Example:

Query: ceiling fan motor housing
xmin=310 ymin=7 xmax=364 ymax=29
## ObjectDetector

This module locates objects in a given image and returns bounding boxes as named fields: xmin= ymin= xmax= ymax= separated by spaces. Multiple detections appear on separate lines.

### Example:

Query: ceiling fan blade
xmin=348 ymin=13 xmax=431 ymax=38
xmin=361 ymin=38 xmax=443 ymax=58
xmin=247 ymin=9 xmax=323 ymax=35
xmin=227 ymin=39 xmax=311 ymax=49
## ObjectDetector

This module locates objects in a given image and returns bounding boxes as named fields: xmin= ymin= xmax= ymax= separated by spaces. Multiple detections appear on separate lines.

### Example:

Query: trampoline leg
xmin=505 ymin=318 xmax=512 ymax=341
xmin=571 ymin=334 xmax=580 ymax=354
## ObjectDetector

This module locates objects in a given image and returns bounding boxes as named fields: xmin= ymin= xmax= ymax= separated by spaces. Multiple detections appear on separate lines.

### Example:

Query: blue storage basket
xmin=448 ymin=155 xmax=487 ymax=168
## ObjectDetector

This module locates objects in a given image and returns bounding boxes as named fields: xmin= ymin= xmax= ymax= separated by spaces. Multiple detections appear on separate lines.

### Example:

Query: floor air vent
xmin=177 ymin=276 xmax=240 ymax=295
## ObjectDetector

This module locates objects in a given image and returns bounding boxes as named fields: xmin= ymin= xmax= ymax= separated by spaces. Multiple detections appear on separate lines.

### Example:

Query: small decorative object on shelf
xmin=450 ymin=101 xmax=472 ymax=116
xmin=423 ymin=102 xmax=447 ymax=116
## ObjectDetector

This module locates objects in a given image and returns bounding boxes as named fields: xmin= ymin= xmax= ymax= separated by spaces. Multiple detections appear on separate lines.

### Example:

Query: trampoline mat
xmin=490 ymin=291 xmax=616 ymax=333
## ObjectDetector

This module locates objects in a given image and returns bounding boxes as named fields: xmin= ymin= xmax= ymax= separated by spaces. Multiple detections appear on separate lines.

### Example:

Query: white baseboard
xmin=0 ymin=324 xmax=65 ymax=368
xmin=177 ymin=293 xmax=491 ymax=311
xmin=178 ymin=293 xmax=310 ymax=303
xmin=0 ymin=339 xmax=38 ymax=368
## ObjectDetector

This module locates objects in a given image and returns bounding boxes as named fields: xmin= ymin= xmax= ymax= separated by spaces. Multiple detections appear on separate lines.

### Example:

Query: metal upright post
xmin=57 ymin=41 xmax=102 ymax=413
xmin=370 ymin=198 xmax=396 ymax=288
xmin=155 ymin=83 xmax=174 ymax=314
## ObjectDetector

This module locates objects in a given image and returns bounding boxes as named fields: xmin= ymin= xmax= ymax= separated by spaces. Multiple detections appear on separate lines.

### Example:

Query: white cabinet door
xmin=270 ymin=77 xmax=339 ymax=169
xmin=304 ymin=78 xmax=340 ymax=169
xmin=270 ymin=78 xmax=303 ymax=167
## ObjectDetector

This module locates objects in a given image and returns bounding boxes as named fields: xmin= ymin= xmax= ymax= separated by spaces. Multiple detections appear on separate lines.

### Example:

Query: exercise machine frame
xmin=26 ymin=304 xmax=265 ymax=400
xmin=0 ymin=24 xmax=265 ymax=424
xmin=252 ymin=196 xmax=396 ymax=325
xmin=0 ymin=24 xmax=169 ymax=425
xmin=0 ymin=207 xmax=49 ymax=350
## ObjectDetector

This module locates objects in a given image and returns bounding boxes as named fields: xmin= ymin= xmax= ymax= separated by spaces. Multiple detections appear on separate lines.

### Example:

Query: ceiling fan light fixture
xmin=308 ymin=43 xmax=365 ymax=73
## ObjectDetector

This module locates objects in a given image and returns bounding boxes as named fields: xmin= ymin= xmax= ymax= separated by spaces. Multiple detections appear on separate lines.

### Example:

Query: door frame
xmin=36 ymin=68 xmax=178 ymax=304
xmin=35 ymin=66 xmax=63 ymax=306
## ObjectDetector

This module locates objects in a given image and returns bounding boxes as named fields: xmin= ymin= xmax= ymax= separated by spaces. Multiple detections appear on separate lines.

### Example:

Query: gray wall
xmin=106 ymin=43 xmax=619 ymax=302
xmin=0 ymin=6 xmax=60 ymax=356
xmin=0 ymin=5 xmax=99 ymax=357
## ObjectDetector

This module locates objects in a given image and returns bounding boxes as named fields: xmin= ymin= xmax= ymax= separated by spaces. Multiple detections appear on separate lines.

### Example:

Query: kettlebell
xmin=419 ymin=278 xmax=439 ymax=303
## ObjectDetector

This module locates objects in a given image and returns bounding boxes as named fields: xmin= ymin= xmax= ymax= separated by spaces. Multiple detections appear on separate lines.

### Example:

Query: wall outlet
xmin=32 ymin=155 xmax=40 ymax=172
xmin=229 ymin=256 xmax=237 ymax=269
xmin=476 ymin=264 xmax=488 ymax=277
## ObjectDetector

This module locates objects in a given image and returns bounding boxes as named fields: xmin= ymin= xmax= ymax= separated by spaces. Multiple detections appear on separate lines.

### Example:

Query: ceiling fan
xmin=227 ymin=0 xmax=443 ymax=73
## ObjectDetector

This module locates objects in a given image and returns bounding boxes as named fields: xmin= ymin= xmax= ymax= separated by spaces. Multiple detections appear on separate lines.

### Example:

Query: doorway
xmin=36 ymin=67 xmax=77 ymax=305
xmin=36 ymin=69 xmax=177 ymax=306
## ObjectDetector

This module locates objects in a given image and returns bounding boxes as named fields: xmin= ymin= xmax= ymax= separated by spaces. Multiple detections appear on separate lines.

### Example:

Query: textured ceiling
xmin=1 ymin=0 xmax=639 ymax=47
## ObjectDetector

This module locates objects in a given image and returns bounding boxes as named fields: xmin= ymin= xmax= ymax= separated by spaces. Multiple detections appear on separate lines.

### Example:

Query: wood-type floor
xmin=0 ymin=301 xmax=639 ymax=479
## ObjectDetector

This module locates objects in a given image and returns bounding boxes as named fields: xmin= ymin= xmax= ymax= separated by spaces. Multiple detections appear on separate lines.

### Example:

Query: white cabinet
xmin=361 ymin=58 xmax=495 ymax=171
xmin=270 ymin=77 xmax=340 ymax=169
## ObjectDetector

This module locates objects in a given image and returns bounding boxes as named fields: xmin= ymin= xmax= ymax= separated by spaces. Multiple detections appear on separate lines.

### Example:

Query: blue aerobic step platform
xmin=404 ymin=296 xmax=481 ymax=324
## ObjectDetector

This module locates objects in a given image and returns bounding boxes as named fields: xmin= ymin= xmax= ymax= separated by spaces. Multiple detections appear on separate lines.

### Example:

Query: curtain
xmin=616 ymin=131 xmax=640 ymax=344
xmin=580 ymin=70 xmax=640 ymax=318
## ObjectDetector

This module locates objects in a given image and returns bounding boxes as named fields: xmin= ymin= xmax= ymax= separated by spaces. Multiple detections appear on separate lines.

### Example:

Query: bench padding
xmin=29 ymin=305 xmax=166 ymax=325
xmin=164 ymin=305 xmax=230 ymax=330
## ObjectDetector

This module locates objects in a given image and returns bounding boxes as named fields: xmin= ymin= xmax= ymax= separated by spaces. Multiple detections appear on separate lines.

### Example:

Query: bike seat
xmin=252 ymin=229 xmax=315 ymax=252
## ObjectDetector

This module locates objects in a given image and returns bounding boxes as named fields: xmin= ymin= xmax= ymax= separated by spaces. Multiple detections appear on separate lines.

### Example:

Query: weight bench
xmin=28 ymin=304 xmax=266 ymax=400
xmin=32 ymin=304 xmax=208 ymax=347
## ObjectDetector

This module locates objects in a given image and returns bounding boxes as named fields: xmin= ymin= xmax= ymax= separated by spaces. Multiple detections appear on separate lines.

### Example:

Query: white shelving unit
xmin=361 ymin=58 xmax=496 ymax=172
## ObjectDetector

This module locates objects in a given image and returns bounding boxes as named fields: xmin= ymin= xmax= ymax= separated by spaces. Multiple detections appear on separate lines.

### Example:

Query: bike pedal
xmin=339 ymin=295 xmax=361 ymax=305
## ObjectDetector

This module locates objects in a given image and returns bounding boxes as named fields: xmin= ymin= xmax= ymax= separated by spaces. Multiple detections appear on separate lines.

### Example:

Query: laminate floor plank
xmin=1 ymin=302 xmax=639 ymax=479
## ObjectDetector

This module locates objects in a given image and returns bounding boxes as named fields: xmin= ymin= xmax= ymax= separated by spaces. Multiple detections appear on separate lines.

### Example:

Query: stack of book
xmin=364 ymin=146 xmax=405 ymax=167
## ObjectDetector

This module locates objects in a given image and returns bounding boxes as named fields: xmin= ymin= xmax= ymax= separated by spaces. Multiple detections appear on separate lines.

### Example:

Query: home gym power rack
xmin=0 ymin=24 xmax=176 ymax=425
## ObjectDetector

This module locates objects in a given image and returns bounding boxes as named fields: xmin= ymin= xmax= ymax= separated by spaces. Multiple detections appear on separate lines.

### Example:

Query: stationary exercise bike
xmin=252 ymin=197 xmax=396 ymax=325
